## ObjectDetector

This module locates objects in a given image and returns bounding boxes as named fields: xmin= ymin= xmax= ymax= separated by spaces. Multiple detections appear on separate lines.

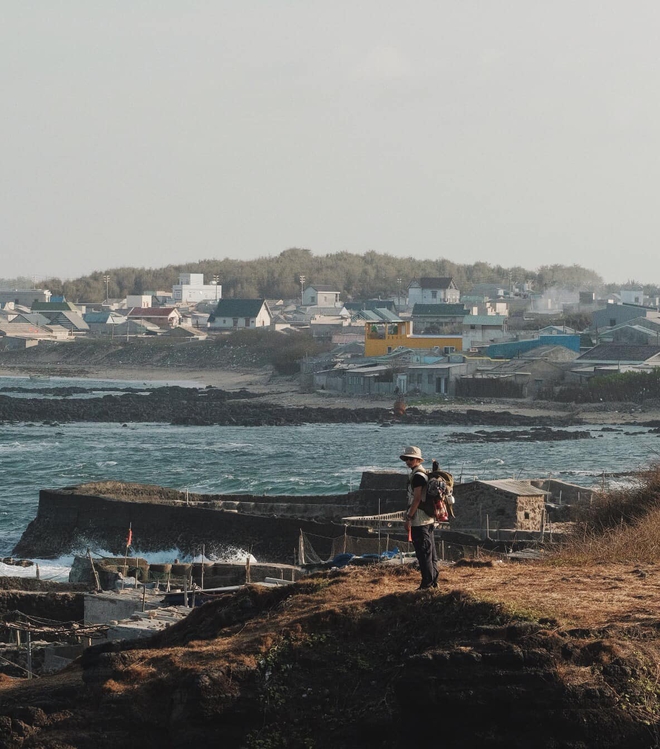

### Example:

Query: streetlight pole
xmin=103 ymin=274 xmax=110 ymax=304
xmin=299 ymin=275 xmax=305 ymax=306
xmin=213 ymin=274 xmax=219 ymax=301
xmin=397 ymin=278 xmax=402 ymax=309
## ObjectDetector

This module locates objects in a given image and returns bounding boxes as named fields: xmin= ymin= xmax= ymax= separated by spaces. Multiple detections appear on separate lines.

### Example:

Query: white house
xmin=302 ymin=285 xmax=341 ymax=307
xmin=209 ymin=299 xmax=272 ymax=329
xmin=408 ymin=277 xmax=460 ymax=306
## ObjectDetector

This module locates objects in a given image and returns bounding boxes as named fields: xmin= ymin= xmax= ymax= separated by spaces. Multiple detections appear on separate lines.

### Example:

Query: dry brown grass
xmin=555 ymin=464 xmax=660 ymax=565
xmin=444 ymin=561 xmax=660 ymax=631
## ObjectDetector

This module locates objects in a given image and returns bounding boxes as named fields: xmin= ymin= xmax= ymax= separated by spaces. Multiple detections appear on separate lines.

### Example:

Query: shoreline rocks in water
xmin=448 ymin=428 xmax=594 ymax=443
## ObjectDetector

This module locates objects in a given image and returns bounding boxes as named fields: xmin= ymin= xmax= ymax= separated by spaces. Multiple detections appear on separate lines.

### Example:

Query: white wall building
xmin=125 ymin=294 xmax=153 ymax=308
xmin=172 ymin=273 xmax=222 ymax=304
xmin=620 ymin=289 xmax=645 ymax=306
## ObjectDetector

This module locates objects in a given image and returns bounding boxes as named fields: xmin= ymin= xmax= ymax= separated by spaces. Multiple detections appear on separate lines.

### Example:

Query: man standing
xmin=401 ymin=446 xmax=438 ymax=590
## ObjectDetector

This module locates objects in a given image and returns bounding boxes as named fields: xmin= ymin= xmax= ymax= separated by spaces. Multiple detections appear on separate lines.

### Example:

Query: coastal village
xmin=2 ymin=272 xmax=660 ymax=400
xmin=2 ymin=272 xmax=660 ymax=747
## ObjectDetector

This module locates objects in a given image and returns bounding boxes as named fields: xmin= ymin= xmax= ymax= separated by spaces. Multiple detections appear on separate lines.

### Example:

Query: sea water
xmin=1 ymin=376 xmax=659 ymax=577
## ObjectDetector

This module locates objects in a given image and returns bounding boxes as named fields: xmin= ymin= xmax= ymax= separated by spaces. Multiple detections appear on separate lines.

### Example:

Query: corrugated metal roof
xmin=355 ymin=308 xmax=403 ymax=322
xmin=576 ymin=344 xmax=660 ymax=362
xmin=478 ymin=480 xmax=548 ymax=496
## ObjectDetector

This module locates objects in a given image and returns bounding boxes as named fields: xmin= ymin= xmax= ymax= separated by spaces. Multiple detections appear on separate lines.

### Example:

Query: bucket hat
xmin=399 ymin=446 xmax=424 ymax=462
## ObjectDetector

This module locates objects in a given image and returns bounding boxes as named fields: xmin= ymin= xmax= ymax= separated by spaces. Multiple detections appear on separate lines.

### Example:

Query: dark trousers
xmin=411 ymin=524 xmax=438 ymax=588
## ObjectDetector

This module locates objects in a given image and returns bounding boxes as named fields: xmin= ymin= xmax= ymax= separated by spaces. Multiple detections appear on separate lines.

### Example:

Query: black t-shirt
xmin=411 ymin=471 xmax=427 ymax=490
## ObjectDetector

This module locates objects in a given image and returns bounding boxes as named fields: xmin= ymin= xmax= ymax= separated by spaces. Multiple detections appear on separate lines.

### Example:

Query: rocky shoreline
xmin=0 ymin=386 xmax=594 ymax=427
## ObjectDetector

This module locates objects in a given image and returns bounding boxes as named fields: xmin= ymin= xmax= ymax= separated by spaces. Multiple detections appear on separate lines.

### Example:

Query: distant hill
xmin=38 ymin=248 xmax=605 ymax=303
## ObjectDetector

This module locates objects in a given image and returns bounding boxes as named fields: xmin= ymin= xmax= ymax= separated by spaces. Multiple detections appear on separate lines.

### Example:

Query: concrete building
xmin=462 ymin=315 xmax=509 ymax=348
xmin=620 ymin=289 xmax=645 ymax=306
xmin=0 ymin=288 xmax=51 ymax=307
xmin=172 ymin=273 xmax=222 ymax=304
xmin=452 ymin=480 xmax=548 ymax=533
xmin=125 ymin=294 xmax=153 ymax=308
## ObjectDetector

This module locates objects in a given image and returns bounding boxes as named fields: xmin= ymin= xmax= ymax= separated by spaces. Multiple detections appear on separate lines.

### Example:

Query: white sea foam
xmin=0 ymin=556 xmax=75 ymax=583
xmin=0 ymin=546 xmax=260 ymax=584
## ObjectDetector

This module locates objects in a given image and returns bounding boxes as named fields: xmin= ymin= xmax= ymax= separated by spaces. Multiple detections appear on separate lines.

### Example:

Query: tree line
xmin=5 ymin=249 xmax=643 ymax=303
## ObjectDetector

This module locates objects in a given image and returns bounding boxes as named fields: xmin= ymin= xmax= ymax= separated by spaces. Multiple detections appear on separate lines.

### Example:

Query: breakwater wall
xmin=13 ymin=473 xmax=409 ymax=564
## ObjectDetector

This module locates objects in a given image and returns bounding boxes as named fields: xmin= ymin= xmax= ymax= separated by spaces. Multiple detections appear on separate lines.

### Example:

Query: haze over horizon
xmin=2 ymin=2 xmax=659 ymax=284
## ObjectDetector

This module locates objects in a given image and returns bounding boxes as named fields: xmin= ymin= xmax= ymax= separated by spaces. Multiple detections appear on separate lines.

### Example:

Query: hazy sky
xmin=2 ymin=2 xmax=660 ymax=283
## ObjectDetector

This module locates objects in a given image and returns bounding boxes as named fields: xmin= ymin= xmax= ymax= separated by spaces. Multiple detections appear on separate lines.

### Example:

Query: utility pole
xmin=103 ymin=274 xmax=110 ymax=304
xmin=299 ymin=275 xmax=305 ymax=306
xmin=212 ymin=274 xmax=219 ymax=301
xmin=397 ymin=278 xmax=402 ymax=308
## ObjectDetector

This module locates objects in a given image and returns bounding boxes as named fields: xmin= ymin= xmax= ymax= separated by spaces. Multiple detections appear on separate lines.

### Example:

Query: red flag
xmin=126 ymin=527 xmax=133 ymax=547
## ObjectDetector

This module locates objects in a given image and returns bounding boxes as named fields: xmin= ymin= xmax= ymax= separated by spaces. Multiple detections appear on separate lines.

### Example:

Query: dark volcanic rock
xmin=0 ymin=388 xmax=581 ymax=427
xmin=448 ymin=428 xmax=593 ymax=443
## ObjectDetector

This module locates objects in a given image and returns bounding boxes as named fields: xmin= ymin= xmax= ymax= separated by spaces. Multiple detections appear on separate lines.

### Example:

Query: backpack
xmin=418 ymin=461 xmax=455 ymax=522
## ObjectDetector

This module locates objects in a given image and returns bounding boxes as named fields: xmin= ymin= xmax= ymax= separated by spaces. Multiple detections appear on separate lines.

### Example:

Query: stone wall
xmin=452 ymin=483 xmax=545 ymax=532
xmin=515 ymin=496 xmax=546 ymax=531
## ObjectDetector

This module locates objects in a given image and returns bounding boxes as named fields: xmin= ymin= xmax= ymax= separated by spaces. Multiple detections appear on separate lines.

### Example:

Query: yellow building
xmin=364 ymin=320 xmax=463 ymax=357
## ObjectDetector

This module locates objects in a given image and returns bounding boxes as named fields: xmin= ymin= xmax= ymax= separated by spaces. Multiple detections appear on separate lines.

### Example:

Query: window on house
xmin=427 ymin=373 xmax=434 ymax=384
xmin=470 ymin=325 xmax=476 ymax=330
xmin=232 ymin=318 xmax=239 ymax=327
xmin=431 ymin=290 xmax=437 ymax=300
xmin=245 ymin=318 xmax=251 ymax=326
xmin=524 ymin=511 xmax=530 ymax=520
xmin=311 ymin=296 xmax=316 ymax=304
xmin=609 ymin=319 xmax=616 ymax=326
